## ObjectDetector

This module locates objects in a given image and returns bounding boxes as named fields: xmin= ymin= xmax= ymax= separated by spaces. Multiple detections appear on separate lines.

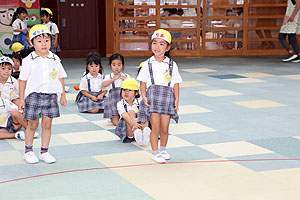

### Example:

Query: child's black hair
xmin=84 ymin=52 xmax=103 ymax=76
xmin=30 ymin=33 xmax=52 ymax=45
xmin=109 ymin=53 xmax=125 ymax=66
xmin=40 ymin=9 xmax=56 ymax=23
xmin=11 ymin=52 xmax=22 ymax=66
xmin=10 ymin=7 xmax=27 ymax=26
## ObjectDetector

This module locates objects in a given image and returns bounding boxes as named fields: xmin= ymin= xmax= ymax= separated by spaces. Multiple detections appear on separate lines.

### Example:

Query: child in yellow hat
xmin=19 ymin=24 xmax=67 ymax=164
xmin=41 ymin=8 xmax=61 ymax=55
xmin=115 ymin=78 xmax=151 ymax=145
xmin=137 ymin=29 xmax=183 ymax=163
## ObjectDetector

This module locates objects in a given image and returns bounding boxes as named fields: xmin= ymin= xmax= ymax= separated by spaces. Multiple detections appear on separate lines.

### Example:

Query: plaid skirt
xmin=115 ymin=118 xmax=127 ymax=142
xmin=0 ymin=116 xmax=18 ymax=133
xmin=75 ymin=91 xmax=105 ymax=113
xmin=51 ymin=35 xmax=61 ymax=53
xmin=138 ymin=85 xmax=179 ymax=123
xmin=103 ymin=87 xmax=121 ymax=118
xmin=24 ymin=92 xmax=60 ymax=121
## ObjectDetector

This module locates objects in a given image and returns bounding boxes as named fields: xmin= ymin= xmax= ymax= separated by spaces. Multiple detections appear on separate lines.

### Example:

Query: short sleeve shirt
xmin=137 ymin=56 xmax=183 ymax=88
xmin=103 ymin=72 xmax=130 ymax=91
xmin=19 ymin=51 xmax=67 ymax=97
xmin=117 ymin=98 xmax=140 ymax=119
xmin=43 ymin=22 xmax=59 ymax=35
xmin=79 ymin=73 xmax=103 ymax=92
xmin=0 ymin=76 xmax=19 ymax=101
xmin=12 ymin=18 xmax=27 ymax=35
xmin=0 ymin=98 xmax=18 ymax=127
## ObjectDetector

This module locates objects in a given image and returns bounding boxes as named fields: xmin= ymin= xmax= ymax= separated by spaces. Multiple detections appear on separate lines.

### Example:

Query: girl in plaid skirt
xmin=115 ymin=78 xmax=151 ymax=145
xmin=137 ymin=29 xmax=183 ymax=163
xmin=103 ymin=54 xmax=130 ymax=126
xmin=75 ymin=52 xmax=107 ymax=113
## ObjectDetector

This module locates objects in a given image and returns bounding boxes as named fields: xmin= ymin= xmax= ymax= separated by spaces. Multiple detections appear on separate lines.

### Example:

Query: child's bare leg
xmin=41 ymin=115 xmax=53 ymax=147
xmin=150 ymin=113 xmax=161 ymax=150
xmin=125 ymin=110 xmax=137 ymax=137
xmin=0 ymin=129 xmax=15 ymax=139
xmin=87 ymin=109 xmax=99 ymax=113
xmin=111 ymin=115 xmax=120 ymax=126
xmin=25 ymin=120 xmax=39 ymax=146
xmin=11 ymin=110 xmax=27 ymax=129
xmin=160 ymin=114 xmax=171 ymax=147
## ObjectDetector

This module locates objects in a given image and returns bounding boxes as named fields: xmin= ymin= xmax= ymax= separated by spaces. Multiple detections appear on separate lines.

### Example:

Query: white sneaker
xmin=160 ymin=150 xmax=171 ymax=160
xmin=39 ymin=152 xmax=56 ymax=164
xmin=142 ymin=127 xmax=151 ymax=146
xmin=24 ymin=151 xmax=39 ymax=164
xmin=134 ymin=129 xmax=143 ymax=146
xmin=34 ymin=132 xmax=39 ymax=138
xmin=15 ymin=131 xmax=25 ymax=140
xmin=152 ymin=153 xmax=166 ymax=163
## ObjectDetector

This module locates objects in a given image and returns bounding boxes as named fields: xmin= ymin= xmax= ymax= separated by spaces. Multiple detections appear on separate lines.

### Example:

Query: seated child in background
xmin=0 ymin=56 xmax=20 ymax=106
xmin=103 ymin=53 xmax=130 ymax=126
xmin=0 ymin=97 xmax=26 ymax=140
xmin=115 ymin=78 xmax=151 ymax=145
xmin=75 ymin=52 xmax=107 ymax=113
xmin=10 ymin=42 xmax=34 ymax=59
xmin=11 ymin=52 xmax=22 ymax=79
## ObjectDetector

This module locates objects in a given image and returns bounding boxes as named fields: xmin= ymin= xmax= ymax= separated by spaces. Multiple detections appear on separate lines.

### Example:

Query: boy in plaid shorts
xmin=19 ymin=24 xmax=67 ymax=164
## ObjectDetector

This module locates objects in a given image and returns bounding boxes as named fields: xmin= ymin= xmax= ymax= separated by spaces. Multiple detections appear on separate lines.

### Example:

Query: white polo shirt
xmin=19 ymin=51 xmax=67 ymax=98
xmin=0 ymin=98 xmax=18 ymax=128
xmin=137 ymin=56 xmax=183 ymax=88
xmin=43 ymin=22 xmax=59 ymax=35
xmin=0 ymin=76 xmax=19 ymax=101
xmin=117 ymin=98 xmax=140 ymax=118
xmin=12 ymin=18 xmax=27 ymax=35
xmin=79 ymin=73 xmax=104 ymax=92
xmin=103 ymin=72 xmax=130 ymax=91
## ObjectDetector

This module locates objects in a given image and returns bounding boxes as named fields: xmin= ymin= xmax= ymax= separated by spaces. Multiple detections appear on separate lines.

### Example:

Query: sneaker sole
xmin=143 ymin=130 xmax=151 ymax=146
xmin=152 ymin=158 xmax=166 ymax=163
xmin=134 ymin=131 xmax=143 ymax=146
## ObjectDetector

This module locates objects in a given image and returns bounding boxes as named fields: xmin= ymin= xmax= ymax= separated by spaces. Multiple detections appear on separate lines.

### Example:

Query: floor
xmin=0 ymin=56 xmax=300 ymax=199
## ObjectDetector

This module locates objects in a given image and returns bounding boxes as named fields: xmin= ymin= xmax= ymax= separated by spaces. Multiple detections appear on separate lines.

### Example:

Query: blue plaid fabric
xmin=24 ymin=93 xmax=60 ymax=121
xmin=103 ymin=87 xmax=121 ymax=118
xmin=0 ymin=116 xmax=18 ymax=133
xmin=76 ymin=91 xmax=105 ymax=113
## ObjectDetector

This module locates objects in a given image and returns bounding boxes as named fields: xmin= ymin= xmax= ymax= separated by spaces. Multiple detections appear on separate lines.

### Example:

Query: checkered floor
xmin=0 ymin=56 xmax=300 ymax=199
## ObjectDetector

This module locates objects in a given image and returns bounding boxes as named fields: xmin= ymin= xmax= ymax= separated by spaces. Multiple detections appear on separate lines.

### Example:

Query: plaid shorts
xmin=24 ymin=92 xmax=60 ymax=121
xmin=0 ymin=116 xmax=18 ymax=133
xmin=76 ymin=91 xmax=105 ymax=113
xmin=115 ymin=118 xmax=127 ymax=142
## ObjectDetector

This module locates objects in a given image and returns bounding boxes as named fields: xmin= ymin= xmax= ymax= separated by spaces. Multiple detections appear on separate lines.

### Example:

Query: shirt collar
xmin=87 ymin=73 xmax=101 ymax=78
xmin=30 ymin=51 xmax=56 ymax=61
xmin=149 ymin=56 xmax=170 ymax=64
xmin=123 ymin=98 xmax=139 ymax=106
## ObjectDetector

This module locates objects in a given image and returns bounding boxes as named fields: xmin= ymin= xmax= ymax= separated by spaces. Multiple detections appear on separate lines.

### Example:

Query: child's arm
xmin=59 ymin=78 xmax=67 ymax=106
xmin=102 ymin=74 xmax=121 ymax=87
xmin=140 ymin=81 xmax=150 ymax=107
xmin=121 ymin=112 xmax=142 ymax=131
xmin=81 ymin=90 xmax=97 ymax=101
xmin=288 ymin=0 xmax=300 ymax=23
xmin=18 ymin=80 xmax=26 ymax=112
xmin=97 ymin=90 xmax=107 ymax=100
xmin=173 ymin=83 xmax=179 ymax=112
xmin=13 ymin=29 xmax=27 ymax=34
xmin=53 ymin=34 xmax=59 ymax=48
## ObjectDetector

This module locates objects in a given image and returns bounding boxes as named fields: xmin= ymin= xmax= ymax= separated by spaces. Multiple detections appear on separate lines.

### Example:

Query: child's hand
xmin=53 ymin=42 xmax=57 ymax=48
xmin=18 ymin=99 xmax=25 ymax=113
xmin=119 ymin=75 xmax=127 ymax=80
xmin=60 ymin=94 xmax=67 ymax=106
xmin=174 ymin=99 xmax=179 ymax=112
xmin=22 ymin=30 xmax=27 ymax=34
xmin=113 ymin=74 xmax=121 ymax=80
xmin=142 ymin=96 xmax=150 ymax=107
xmin=288 ymin=15 xmax=295 ymax=23
xmin=90 ymin=96 xmax=97 ymax=102
xmin=130 ymin=119 xmax=142 ymax=131
xmin=97 ymin=94 xmax=104 ymax=100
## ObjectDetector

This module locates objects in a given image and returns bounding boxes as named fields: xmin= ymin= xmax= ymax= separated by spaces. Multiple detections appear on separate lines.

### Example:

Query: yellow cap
xmin=0 ymin=56 xmax=14 ymax=66
xmin=151 ymin=29 xmax=172 ymax=44
xmin=11 ymin=42 xmax=24 ymax=53
xmin=29 ymin=24 xmax=51 ymax=40
xmin=121 ymin=78 xmax=139 ymax=91
xmin=138 ymin=61 xmax=144 ymax=69
xmin=43 ymin=8 xmax=53 ymax=15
